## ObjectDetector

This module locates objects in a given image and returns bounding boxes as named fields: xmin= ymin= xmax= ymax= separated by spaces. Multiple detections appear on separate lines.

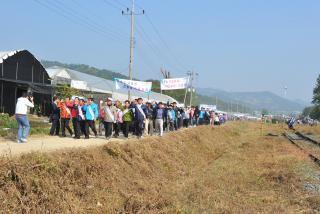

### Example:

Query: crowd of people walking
xmin=48 ymin=96 xmax=228 ymax=140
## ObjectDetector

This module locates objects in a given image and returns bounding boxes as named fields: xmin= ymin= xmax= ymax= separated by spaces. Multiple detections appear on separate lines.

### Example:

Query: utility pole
xmin=284 ymin=86 xmax=288 ymax=97
xmin=183 ymin=71 xmax=192 ymax=107
xmin=122 ymin=0 xmax=144 ymax=100
xmin=215 ymin=96 xmax=218 ymax=109
xmin=189 ymin=70 xmax=199 ymax=107
xmin=237 ymin=102 xmax=239 ymax=113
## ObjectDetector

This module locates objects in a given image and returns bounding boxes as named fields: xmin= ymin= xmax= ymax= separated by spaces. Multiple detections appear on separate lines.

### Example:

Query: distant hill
xmin=197 ymin=88 xmax=305 ymax=113
xmin=194 ymin=93 xmax=251 ymax=113
xmin=41 ymin=60 xmax=128 ymax=80
xmin=42 ymin=60 xmax=289 ymax=113
xmin=42 ymin=60 xmax=187 ymax=103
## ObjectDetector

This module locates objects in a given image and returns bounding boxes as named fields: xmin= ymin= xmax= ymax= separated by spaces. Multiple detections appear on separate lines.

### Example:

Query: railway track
xmin=283 ymin=132 xmax=320 ymax=166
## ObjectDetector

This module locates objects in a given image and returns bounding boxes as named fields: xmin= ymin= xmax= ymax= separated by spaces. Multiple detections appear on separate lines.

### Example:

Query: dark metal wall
xmin=0 ymin=50 xmax=52 ymax=115
xmin=0 ymin=81 xmax=16 ymax=115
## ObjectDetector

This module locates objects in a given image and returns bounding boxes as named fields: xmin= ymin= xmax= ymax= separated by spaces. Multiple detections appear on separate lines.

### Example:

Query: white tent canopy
xmin=47 ymin=66 xmax=178 ymax=103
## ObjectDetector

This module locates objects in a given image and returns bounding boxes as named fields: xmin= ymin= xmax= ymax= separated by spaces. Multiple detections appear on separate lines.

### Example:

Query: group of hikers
xmin=48 ymin=95 xmax=227 ymax=140
xmin=14 ymin=92 xmax=227 ymax=143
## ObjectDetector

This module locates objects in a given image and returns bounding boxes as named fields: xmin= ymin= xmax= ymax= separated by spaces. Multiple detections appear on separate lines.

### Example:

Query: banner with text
xmin=160 ymin=77 xmax=189 ymax=90
xmin=71 ymin=80 xmax=87 ymax=90
xmin=114 ymin=78 xmax=152 ymax=93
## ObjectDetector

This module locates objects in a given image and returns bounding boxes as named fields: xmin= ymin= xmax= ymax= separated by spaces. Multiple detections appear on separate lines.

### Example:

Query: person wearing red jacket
xmin=68 ymin=97 xmax=81 ymax=139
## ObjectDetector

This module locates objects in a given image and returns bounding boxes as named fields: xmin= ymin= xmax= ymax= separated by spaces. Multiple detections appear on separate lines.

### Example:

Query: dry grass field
xmin=0 ymin=122 xmax=319 ymax=213
xmin=297 ymin=124 xmax=320 ymax=136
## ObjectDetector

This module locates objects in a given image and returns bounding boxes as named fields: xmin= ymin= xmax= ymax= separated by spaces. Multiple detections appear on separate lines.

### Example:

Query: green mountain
xmin=194 ymin=94 xmax=251 ymax=113
xmin=41 ymin=60 xmax=128 ymax=80
xmin=147 ymin=80 xmax=251 ymax=112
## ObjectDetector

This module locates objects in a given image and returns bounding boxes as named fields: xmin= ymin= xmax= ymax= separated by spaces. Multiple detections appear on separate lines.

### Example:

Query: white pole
xmin=128 ymin=0 xmax=135 ymax=100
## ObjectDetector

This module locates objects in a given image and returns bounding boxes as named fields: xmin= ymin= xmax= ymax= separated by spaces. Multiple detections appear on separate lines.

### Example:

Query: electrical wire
xmin=33 ymin=0 xmax=127 ymax=46
xmin=112 ymin=0 xmax=130 ymax=9
xmin=135 ymin=22 xmax=186 ymax=74
xmin=69 ymin=0 xmax=130 ymax=39
xmin=50 ymin=0 xmax=128 ymax=41
xmin=101 ymin=0 xmax=123 ymax=11
xmin=145 ymin=13 xmax=189 ymax=71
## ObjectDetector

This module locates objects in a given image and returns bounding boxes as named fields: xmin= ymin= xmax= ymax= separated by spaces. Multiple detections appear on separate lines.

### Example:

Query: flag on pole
xmin=160 ymin=77 xmax=189 ymax=90
xmin=114 ymin=78 xmax=152 ymax=93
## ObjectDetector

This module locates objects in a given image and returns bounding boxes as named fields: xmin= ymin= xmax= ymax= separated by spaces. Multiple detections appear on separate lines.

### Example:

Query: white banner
xmin=71 ymin=80 xmax=87 ymax=90
xmin=161 ymin=77 xmax=189 ymax=90
xmin=114 ymin=78 xmax=152 ymax=93
xmin=200 ymin=104 xmax=217 ymax=111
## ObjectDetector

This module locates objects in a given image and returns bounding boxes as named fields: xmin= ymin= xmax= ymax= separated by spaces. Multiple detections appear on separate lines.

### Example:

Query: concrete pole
xmin=189 ymin=71 xmax=194 ymax=107
xmin=128 ymin=0 xmax=135 ymax=100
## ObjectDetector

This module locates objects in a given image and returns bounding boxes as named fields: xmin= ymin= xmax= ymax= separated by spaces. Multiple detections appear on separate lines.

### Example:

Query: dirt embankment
xmin=0 ymin=123 xmax=319 ymax=213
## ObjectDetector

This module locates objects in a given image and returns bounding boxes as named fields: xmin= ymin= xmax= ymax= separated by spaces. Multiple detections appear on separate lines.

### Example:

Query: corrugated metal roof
xmin=0 ymin=50 xmax=20 ymax=63
xmin=47 ymin=66 xmax=178 ymax=103
xmin=0 ymin=49 xmax=44 ymax=65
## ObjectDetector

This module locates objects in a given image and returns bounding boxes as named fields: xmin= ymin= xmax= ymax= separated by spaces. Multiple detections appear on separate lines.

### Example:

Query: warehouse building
xmin=0 ymin=50 xmax=52 ymax=115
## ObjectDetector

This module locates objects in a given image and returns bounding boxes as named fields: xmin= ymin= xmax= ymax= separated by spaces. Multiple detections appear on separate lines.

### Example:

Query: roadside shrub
xmin=0 ymin=113 xmax=16 ymax=128
xmin=0 ymin=114 xmax=50 ymax=137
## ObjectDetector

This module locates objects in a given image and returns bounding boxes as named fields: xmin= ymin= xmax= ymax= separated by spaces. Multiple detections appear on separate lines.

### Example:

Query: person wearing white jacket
xmin=15 ymin=92 xmax=34 ymax=143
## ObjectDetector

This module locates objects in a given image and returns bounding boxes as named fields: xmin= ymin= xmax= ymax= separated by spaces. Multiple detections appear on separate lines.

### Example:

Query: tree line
xmin=302 ymin=75 xmax=320 ymax=119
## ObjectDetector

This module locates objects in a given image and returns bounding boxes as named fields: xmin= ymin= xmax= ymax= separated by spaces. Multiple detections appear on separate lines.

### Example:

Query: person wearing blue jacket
xmin=82 ymin=98 xmax=99 ymax=139
xmin=167 ymin=105 xmax=176 ymax=131
xmin=199 ymin=108 xmax=206 ymax=125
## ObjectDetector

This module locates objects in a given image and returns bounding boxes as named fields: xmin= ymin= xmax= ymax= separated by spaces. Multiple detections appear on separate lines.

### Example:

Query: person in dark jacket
xmin=194 ymin=106 xmax=200 ymax=126
xmin=79 ymin=99 xmax=87 ymax=137
xmin=144 ymin=102 xmax=154 ymax=136
xmin=134 ymin=98 xmax=147 ymax=138
xmin=172 ymin=102 xmax=179 ymax=130
xmin=153 ymin=102 xmax=165 ymax=136
xmin=50 ymin=96 xmax=60 ymax=136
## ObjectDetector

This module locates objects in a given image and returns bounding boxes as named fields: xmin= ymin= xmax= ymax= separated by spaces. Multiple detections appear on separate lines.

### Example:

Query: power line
xmin=128 ymin=2 xmax=190 ymax=75
xmin=103 ymin=0 xmax=189 ymax=77
xmin=101 ymin=0 xmax=123 ymax=10
xmin=113 ymin=0 xmax=130 ymax=8
xmin=135 ymin=25 xmax=185 ymax=76
xmin=145 ymin=13 xmax=189 ymax=71
xmin=124 ymin=16 xmax=172 ymax=78
xmin=70 ymin=0 xmax=130 ymax=39
xmin=126 ymin=12 xmax=186 ymax=75
xmin=33 ymin=0 xmax=114 ymax=40
xmin=135 ymin=22 xmax=186 ymax=75
xmin=51 ymin=0 xmax=128 ymax=41
xmin=33 ymin=0 xmax=127 ymax=46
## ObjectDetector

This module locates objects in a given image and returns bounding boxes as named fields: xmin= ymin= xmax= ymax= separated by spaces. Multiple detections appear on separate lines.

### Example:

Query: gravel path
xmin=0 ymin=135 xmax=125 ymax=157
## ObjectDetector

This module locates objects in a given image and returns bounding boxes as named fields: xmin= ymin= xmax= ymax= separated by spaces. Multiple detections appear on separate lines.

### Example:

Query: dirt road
xmin=0 ymin=135 xmax=125 ymax=157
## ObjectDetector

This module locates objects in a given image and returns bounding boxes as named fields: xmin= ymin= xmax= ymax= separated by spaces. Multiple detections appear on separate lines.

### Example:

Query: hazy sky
xmin=1 ymin=0 xmax=319 ymax=103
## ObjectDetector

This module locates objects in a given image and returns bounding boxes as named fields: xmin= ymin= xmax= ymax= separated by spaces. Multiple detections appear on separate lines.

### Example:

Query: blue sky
xmin=1 ymin=0 xmax=319 ymax=103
